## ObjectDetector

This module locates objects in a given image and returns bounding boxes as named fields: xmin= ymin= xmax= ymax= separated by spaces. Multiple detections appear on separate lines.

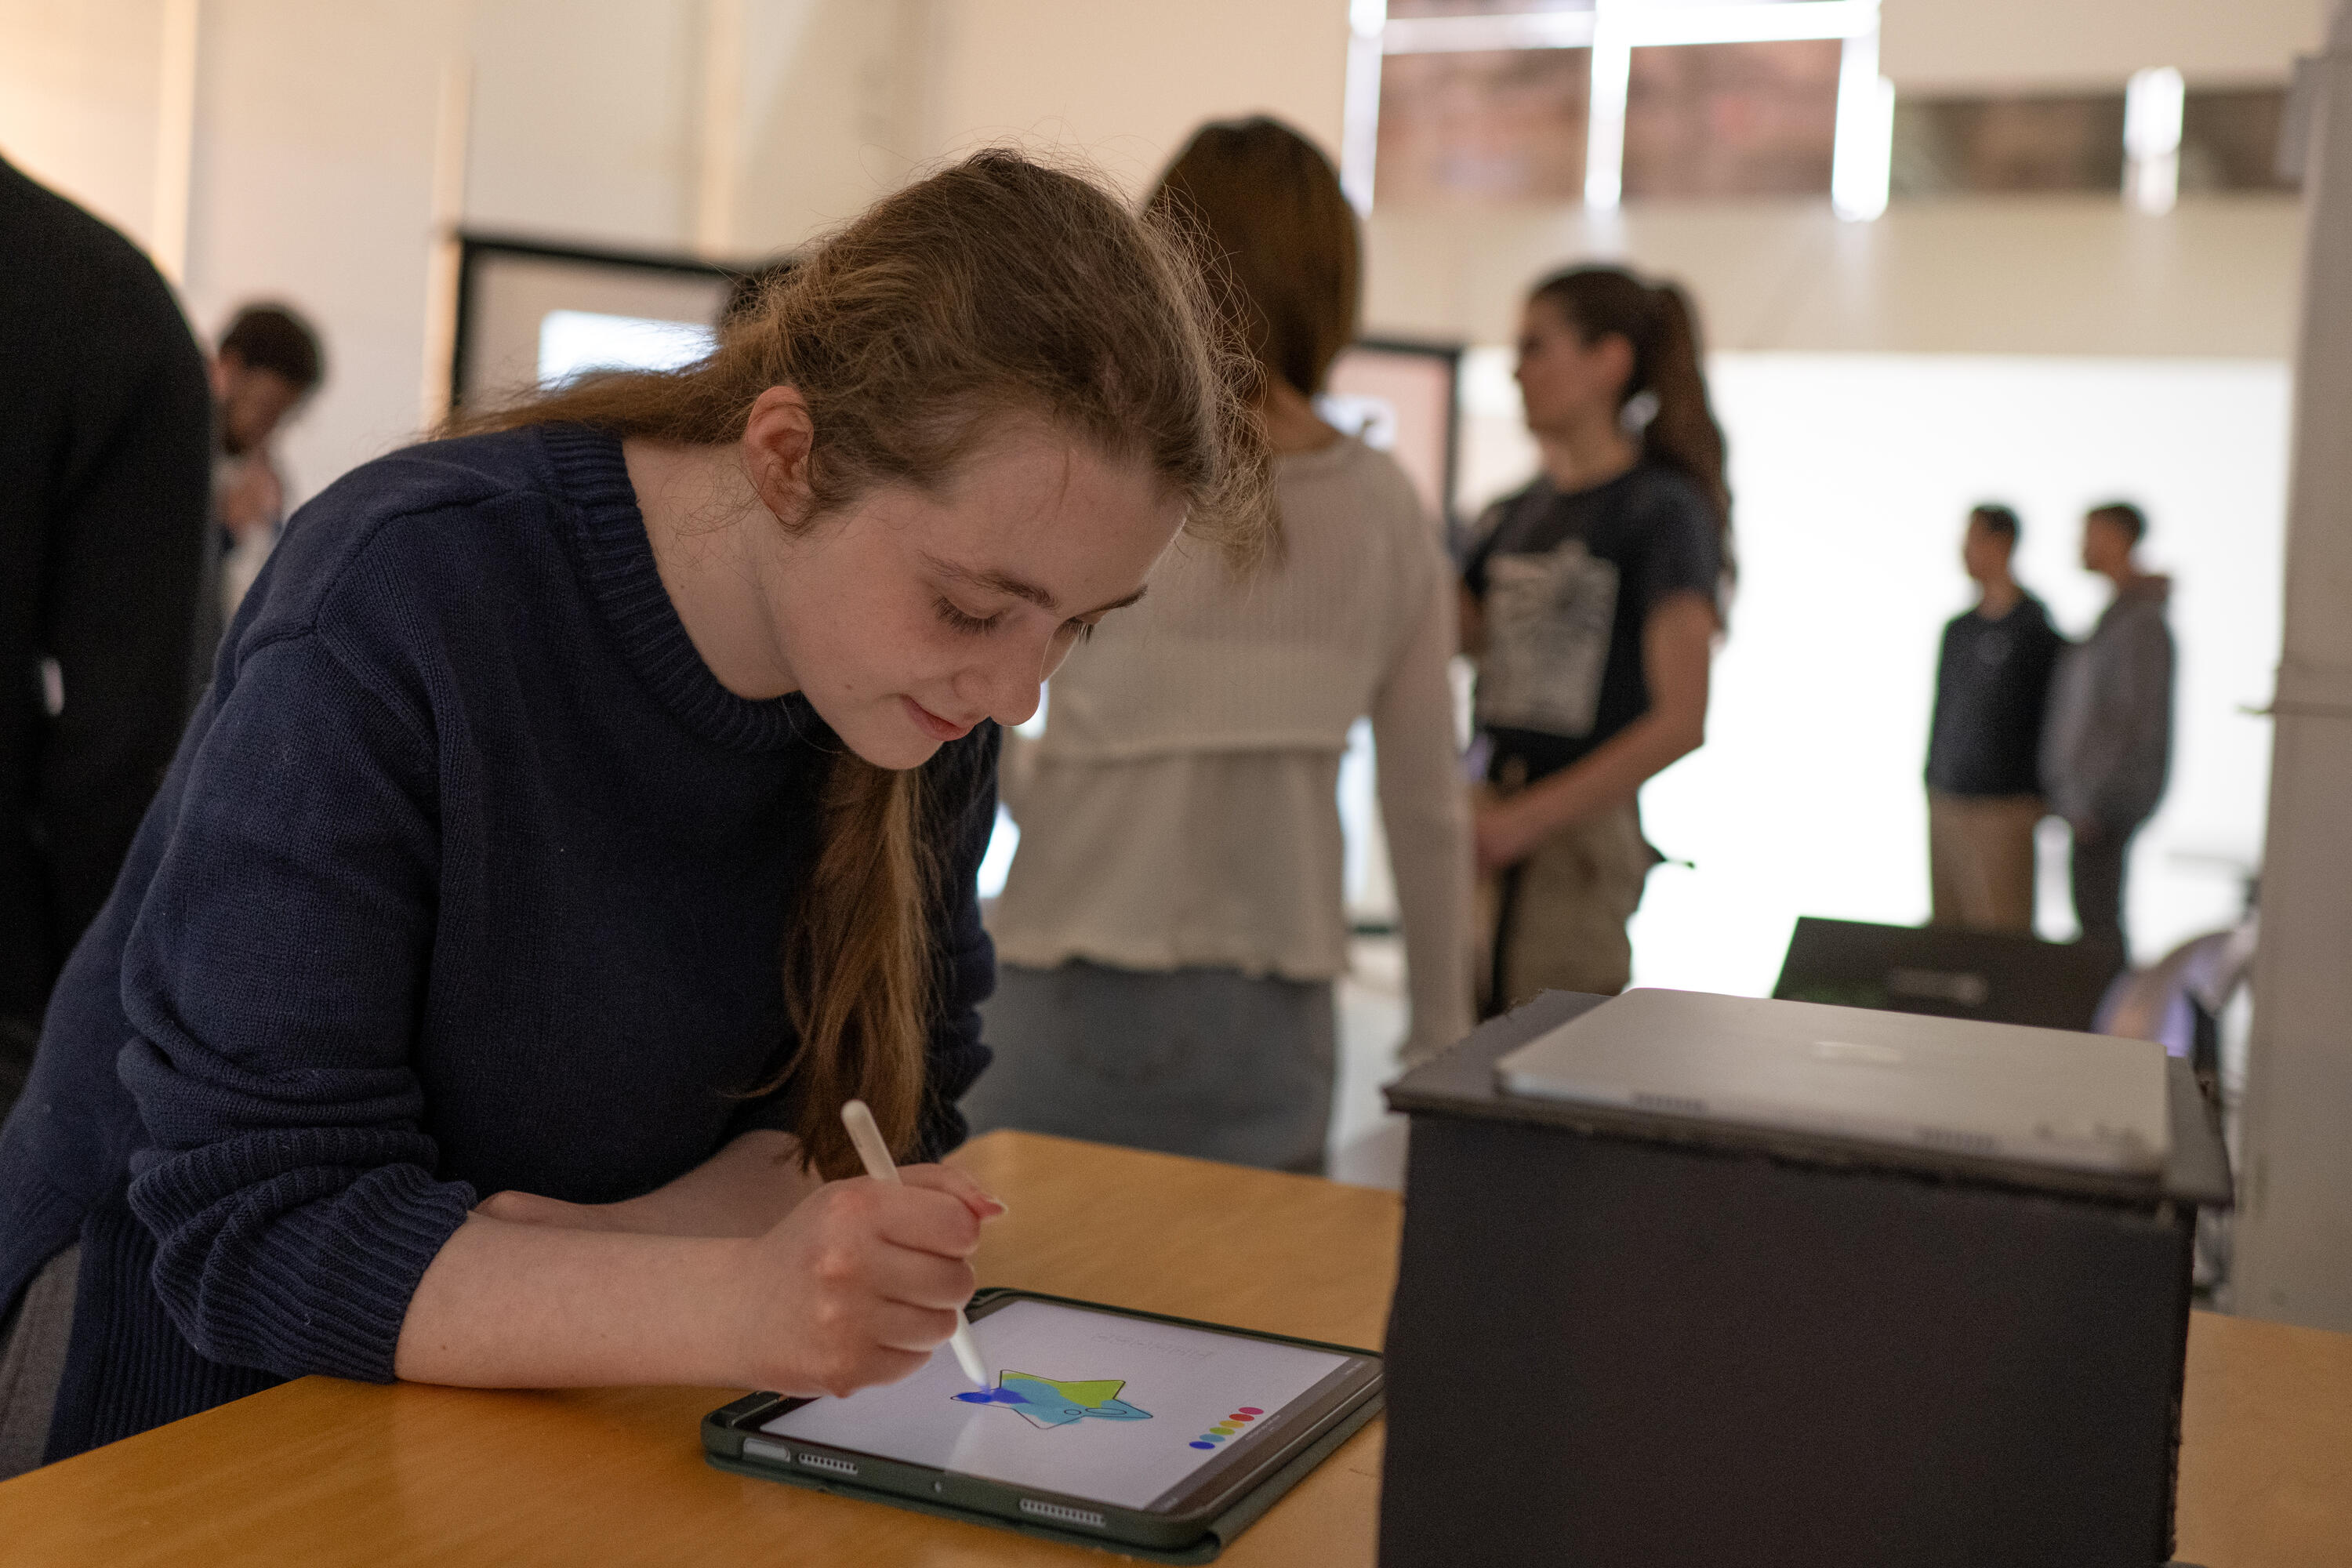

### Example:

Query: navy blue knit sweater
xmin=0 ymin=424 xmax=996 ymax=1461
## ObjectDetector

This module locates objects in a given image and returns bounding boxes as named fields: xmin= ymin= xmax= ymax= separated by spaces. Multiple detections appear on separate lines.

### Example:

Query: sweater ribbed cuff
xmin=134 ymin=1158 xmax=475 ymax=1385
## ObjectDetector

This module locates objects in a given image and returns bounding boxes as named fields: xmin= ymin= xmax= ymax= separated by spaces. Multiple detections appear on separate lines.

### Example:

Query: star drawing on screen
xmin=952 ymin=1371 xmax=1153 ymax=1429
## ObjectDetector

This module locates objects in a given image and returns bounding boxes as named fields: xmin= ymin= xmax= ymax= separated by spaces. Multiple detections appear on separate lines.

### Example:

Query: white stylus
xmin=839 ymin=1098 xmax=991 ymax=1389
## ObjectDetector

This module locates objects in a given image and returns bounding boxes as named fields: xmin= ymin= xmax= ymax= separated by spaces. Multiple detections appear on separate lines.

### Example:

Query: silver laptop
xmin=1494 ymin=989 xmax=2171 ymax=1177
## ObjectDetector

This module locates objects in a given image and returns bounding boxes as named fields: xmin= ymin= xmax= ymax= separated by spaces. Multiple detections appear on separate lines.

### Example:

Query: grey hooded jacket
xmin=2041 ymin=576 xmax=2174 ymax=833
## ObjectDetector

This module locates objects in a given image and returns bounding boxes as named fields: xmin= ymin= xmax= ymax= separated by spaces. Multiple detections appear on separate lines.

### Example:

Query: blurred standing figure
xmin=972 ymin=118 xmax=1473 ymax=1172
xmin=2042 ymin=501 xmax=2174 ymax=950
xmin=1924 ymin=504 xmax=2064 ymax=933
xmin=1461 ymin=267 xmax=1727 ymax=1012
xmin=201 ymin=303 xmax=324 ymax=652
xmin=0 ymin=155 xmax=212 ymax=1116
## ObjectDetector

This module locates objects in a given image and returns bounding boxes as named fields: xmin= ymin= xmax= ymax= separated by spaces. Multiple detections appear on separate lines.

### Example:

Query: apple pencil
xmin=839 ymin=1098 xmax=991 ymax=1389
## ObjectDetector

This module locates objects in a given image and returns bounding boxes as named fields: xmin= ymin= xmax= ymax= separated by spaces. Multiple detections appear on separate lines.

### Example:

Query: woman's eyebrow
xmin=924 ymin=553 xmax=1149 ymax=618
xmin=925 ymin=553 xmax=1058 ymax=612
xmin=1083 ymin=583 xmax=1151 ymax=617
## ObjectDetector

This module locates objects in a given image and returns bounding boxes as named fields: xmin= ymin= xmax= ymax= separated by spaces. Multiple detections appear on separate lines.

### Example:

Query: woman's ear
xmin=742 ymin=385 xmax=816 ymax=524
xmin=1597 ymin=332 xmax=1639 ymax=400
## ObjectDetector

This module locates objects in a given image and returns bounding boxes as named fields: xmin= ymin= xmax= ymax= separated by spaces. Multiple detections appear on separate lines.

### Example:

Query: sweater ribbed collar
xmin=540 ymin=423 xmax=816 ymax=753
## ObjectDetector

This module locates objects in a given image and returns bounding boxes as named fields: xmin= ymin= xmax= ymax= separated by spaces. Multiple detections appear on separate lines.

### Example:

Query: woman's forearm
xmin=606 ymin=1129 xmax=819 ymax=1236
xmin=394 ymin=1214 xmax=745 ymax=1388
xmin=1508 ymin=709 xmax=1700 ymax=841
xmin=476 ymin=1129 xmax=821 ymax=1238
xmin=397 ymin=1163 xmax=1000 ymax=1397
xmin=1377 ymin=568 xmax=1478 ymax=1053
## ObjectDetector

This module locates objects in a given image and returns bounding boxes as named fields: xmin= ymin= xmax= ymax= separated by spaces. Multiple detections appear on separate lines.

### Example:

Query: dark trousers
xmin=2070 ymin=820 xmax=2142 ymax=951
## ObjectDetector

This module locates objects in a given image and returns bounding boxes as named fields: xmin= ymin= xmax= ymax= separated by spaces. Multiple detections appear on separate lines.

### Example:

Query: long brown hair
xmin=452 ymin=151 xmax=1269 ymax=1174
xmin=1147 ymin=118 xmax=1360 ymax=401
xmin=1530 ymin=265 xmax=1733 ymax=578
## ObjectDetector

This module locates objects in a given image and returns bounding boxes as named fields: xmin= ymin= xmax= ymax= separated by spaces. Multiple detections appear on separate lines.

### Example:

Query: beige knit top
xmin=990 ymin=435 xmax=1475 ymax=1063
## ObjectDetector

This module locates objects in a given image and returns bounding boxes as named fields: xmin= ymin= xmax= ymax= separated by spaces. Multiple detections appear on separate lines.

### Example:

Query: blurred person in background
xmin=968 ymin=118 xmax=1474 ymax=1173
xmin=0 ymin=154 xmax=212 ymax=1124
xmin=2043 ymin=500 xmax=2174 ymax=950
xmin=1924 ymin=503 xmax=2065 ymax=934
xmin=1461 ymin=267 xmax=1728 ymax=1014
xmin=201 ymin=303 xmax=324 ymax=651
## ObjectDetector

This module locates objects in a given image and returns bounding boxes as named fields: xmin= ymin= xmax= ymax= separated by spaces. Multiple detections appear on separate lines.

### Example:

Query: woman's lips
xmin=903 ymin=695 xmax=975 ymax=742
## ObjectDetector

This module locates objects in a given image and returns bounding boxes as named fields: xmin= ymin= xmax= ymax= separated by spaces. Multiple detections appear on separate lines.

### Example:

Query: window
xmin=1891 ymin=88 xmax=2292 ymax=198
xmin=1365 ymin=0 xmax=1882 ymax=211
xmin=1623 ymin=40 xmax=1840 ymax=200
xmin=1376 ymin=45 xmax=1590 ymax=205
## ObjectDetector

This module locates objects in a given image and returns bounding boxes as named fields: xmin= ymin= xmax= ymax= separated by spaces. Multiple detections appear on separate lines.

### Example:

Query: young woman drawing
xmin=968 ymin=118 xmax=1474 ymax=1174
xmin=1461 ymin=266 xmax=1730 ymax=1013
xmin=0 ymin=151 xmax=1264 ymax=1475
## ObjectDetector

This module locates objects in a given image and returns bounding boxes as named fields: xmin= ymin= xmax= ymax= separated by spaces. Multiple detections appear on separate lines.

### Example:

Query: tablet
xmin=701 ymin=1289 xmax=1383 ymax=1552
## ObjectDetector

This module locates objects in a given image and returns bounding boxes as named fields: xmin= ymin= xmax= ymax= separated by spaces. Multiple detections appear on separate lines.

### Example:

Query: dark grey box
xmin=1379 ymin=991 xmax=2231 ymax=1568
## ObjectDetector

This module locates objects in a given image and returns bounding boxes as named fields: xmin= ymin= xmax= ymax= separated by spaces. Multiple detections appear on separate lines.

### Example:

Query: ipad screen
xmin=757 ymin=1298 xmax=1359 ymax=1512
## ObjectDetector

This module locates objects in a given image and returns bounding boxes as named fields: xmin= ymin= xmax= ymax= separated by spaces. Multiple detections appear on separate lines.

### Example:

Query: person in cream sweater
xmin=969 ymin=118 xmax=1474 ymax=1174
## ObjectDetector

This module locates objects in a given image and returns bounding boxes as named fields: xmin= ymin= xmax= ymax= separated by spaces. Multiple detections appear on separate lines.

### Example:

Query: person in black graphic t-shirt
xmin=1461 ymin=266 xmax=1728 ymax=1014
xmin=1925 ymin=503 xmax=2065 ymax=934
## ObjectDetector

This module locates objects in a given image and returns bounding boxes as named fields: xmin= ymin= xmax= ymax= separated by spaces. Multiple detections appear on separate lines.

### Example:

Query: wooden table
xmin=2 ymin=1131 xmax=2347 ymax=1566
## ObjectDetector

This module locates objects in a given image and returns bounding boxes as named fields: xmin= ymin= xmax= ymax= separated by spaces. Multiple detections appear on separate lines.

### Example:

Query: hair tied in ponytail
xmin=1529 ymin=263 xmax=1733 ymax=588
xmin=1617 ymin=388 xmax=1661 ymax=435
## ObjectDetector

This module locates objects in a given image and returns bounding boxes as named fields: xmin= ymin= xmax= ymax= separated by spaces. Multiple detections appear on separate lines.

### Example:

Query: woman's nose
xmin=955 ymin=645 xmax=1043 ymax=729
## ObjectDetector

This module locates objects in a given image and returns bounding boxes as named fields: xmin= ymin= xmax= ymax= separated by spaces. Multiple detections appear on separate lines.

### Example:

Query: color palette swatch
xmin=1189 ymin=1406 xmax=1264 ymax=1450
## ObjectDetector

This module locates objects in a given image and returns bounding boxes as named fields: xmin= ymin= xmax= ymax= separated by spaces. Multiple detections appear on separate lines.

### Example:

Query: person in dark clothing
xmin=203 ymin=303 xmax=326 ymax=642
xmin=1461 ymin=265 xmax=1728 ymax=1013
xmin=2043 ymin=501 xmax=2175 ymax=950
xmin=215 ymin=303 xmax=323 ymax=457
xmin=0 ymin=152 xmax=1267 ymax=1476
xmin=0 ymin=155 xmax=212 ymax=1121
xmin=1925 ymin=503 xmax=2066 ymax=932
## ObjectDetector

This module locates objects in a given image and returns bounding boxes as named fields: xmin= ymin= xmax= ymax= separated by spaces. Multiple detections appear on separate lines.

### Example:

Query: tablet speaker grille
xmin=1020 ymin=1498 xmax=1107 ymax=1529
xmin=798 ymin=1451 xmax=858 ymax=1476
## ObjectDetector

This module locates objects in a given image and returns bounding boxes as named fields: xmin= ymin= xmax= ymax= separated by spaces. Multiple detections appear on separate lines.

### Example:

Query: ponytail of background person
xmin=447 ymin=151 xmax=1270 ymax=1174
xmin=1530 ymin=266 xmax=1733 ymax=583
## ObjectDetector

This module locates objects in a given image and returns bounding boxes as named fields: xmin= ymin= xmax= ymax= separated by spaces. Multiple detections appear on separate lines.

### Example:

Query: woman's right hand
xmin=728 ymin=1165 xmax=1001 ymax=1398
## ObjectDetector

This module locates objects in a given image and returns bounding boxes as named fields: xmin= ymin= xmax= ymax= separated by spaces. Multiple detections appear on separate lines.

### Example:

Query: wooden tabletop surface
xmin=2 ymin=1130 xmax=2347 ymax=1566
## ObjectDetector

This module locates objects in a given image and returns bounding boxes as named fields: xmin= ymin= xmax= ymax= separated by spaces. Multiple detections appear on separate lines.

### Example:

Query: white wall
xmin=1364 ymin=196 xmax=2306 ymax=367
xmin=0 ymin=0 xmax=1356 ymax=499
xmin=183 ymin=2 xmax=463 ymax=495
xmin=1628 ymin=354 xmax=2286 ymax=995
xmin=465 ymin=0 xmax=699 ymax=251
xmin=732 ymin=0 xmax=929 ymax=250
xmin=0 ymin=0 xmax=165 ymax=249
xmin=2 ymin=1 xmax=468 ymax=497
xmin=915 ymin=0 xmax=1348 ymax=195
